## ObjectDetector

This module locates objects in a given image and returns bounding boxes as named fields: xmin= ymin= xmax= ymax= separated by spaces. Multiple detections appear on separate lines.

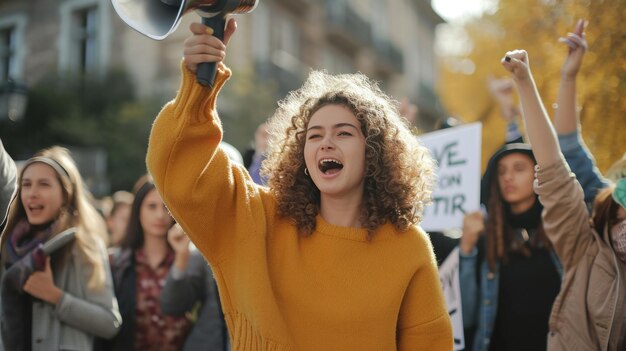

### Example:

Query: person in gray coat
xmin=0 ymin=138 xmax=17 ymax=228
xmin=161 ymin=224 xmax=229 ymax=351
xmin=0 ymin=146 xmax=121 ymax=351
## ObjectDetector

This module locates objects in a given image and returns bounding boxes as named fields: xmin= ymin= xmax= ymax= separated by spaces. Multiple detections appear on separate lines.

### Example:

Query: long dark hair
xmin=485 ymin=168 xmax=552 ymax=273
xmin=592 ymin=185 xmax=619 ymax=237
xmin=120 ymin=175 xmax=170 ymax=251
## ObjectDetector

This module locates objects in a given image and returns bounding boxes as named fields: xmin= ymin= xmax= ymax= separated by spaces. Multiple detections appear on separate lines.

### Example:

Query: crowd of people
xmin=0 ymin=16 xmax=624 ymax=351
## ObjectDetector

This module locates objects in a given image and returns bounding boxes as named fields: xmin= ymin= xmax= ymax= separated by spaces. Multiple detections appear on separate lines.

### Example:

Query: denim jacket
xmin=558 ymin=131 xmax=609 ymax=206
xmin=460 ymin=132 xmax=605 ymax=351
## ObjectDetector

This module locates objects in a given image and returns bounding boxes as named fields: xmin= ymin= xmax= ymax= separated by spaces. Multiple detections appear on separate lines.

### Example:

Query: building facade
xmin=0 ymin=0 xmax=445 ymax=128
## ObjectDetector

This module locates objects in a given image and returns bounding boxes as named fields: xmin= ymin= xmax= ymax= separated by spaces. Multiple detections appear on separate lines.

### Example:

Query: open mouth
xmin=318 ymin=158 xmax=344 ymax=175
xmin=27 ymin=204 xmax=45 ymax=215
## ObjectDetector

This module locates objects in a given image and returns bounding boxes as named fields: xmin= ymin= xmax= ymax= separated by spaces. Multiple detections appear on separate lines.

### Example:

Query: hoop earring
xmin=304 ymin=168 xmax=309 ymax=176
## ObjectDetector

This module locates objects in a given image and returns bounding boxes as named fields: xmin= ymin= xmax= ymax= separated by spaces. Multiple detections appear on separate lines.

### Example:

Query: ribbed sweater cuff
xmin=176 ymin=60 xmax=232 ymax=122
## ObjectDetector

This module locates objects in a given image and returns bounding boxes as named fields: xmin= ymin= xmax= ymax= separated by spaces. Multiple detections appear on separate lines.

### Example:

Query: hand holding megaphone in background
xmin=184 ymin=19 xmax=237 ymax=74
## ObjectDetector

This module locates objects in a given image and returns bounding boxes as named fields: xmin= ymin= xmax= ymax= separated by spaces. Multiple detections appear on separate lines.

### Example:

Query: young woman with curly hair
xmin=146 ymin=20 xmax=452 ymax=351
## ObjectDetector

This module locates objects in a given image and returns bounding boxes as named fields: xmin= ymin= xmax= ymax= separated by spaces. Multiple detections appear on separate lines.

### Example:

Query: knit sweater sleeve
xmin=397 ymin=228 xmax=453 ymax=350
xmin=146 ymin=62 xmax=270 ymax=264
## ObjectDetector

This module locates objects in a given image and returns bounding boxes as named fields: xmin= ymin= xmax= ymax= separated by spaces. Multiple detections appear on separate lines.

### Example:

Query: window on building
xmin=269 ymin=15 xmax=302 ymax=74
xmin=370 ymin=0 xmax=388 ymax=45
xmin=252 ymin=2 xmax=270 ymax=62
xmin=0 ymin=26 xmax=16 ymax=81
xmin=72 ymin=6 xmax=98 ymax=74
xmin=253 ymin=3 xmax=302 ymax=69
xmin=59 ymin=0 xmax=110 ymax=76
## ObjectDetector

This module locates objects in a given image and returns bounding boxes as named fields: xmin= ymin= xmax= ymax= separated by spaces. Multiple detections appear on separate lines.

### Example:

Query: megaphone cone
xmin=111 ymin=0 xmax=188 ymax=40
xmin=111 ymin=0 xmax=258 ymax=86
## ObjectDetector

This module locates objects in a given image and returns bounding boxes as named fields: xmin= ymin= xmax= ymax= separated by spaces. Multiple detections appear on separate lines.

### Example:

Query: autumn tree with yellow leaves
xmin=438 ymin=0 xmax=625 ymax=172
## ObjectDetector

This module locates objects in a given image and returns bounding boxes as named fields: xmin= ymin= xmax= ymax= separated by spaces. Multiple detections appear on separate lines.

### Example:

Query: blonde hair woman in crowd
xmin=0 ymin=146 xmax=121 ymax=351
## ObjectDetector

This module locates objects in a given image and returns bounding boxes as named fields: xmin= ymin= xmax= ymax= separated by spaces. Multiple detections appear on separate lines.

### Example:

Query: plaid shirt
xmin=134 ymin=248 xmax=192 ymax=351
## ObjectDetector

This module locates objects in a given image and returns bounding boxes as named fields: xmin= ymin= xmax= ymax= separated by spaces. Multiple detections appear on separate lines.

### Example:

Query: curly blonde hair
xmin=261 ymin=71 xmax=436 ymax=236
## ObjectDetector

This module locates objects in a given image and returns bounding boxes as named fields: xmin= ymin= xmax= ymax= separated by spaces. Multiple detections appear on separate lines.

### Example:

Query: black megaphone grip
xmin=197 ymin=15 xmax=226 ymax=87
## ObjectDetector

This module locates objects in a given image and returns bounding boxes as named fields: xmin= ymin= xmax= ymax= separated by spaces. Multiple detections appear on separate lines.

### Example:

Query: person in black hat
xmin=458 ymin=142 xmax=562 ymax=351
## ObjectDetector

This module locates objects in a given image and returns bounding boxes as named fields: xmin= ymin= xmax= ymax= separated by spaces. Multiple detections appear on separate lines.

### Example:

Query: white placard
xmin=439 ymin=247 xmax=464 ymax=350
xmin=419 ymin=123 xmax=482 ymax=231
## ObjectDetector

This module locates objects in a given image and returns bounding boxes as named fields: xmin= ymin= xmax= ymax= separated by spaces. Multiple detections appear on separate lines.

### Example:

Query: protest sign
xmin=439 ymin=247 xmax=464 ymax=350
xmin=419 ymin=123 xmax=482 ymax=231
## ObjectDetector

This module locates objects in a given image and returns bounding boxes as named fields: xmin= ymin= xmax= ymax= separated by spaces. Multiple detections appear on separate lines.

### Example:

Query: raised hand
xmin=500 ymin=50 xmax=531 ymax=82
xmin=183 ymin=18 xmax=237 ymax=74
xmin=460 ymin=211 xmax=484 ymax=255
xmin=487 ymin=76 xmax=519 ymax=122
xmin=501 ymin=48 xmax=562 ymax=167
xmin=558 ymin=19 xmax=587 ymax=80
xmin=168 ymin=223 xmax=192 ymax=272
xmin=168 ymin=223 xmax=191 ymax=255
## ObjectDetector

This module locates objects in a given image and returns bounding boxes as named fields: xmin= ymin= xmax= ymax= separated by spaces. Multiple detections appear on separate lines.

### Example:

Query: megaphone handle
xmin=197 ymin=15 xmax=226 ymax=87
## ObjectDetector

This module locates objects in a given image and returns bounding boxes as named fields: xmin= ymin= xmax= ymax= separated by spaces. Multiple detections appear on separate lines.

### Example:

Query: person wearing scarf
xmin=459 ymin=144 xmax=562 ymax=351
xmin=0 ymin=146 xmax=121 ymax=351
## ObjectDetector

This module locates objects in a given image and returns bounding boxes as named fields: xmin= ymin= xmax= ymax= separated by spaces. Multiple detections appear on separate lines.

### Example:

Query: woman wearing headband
xmin=0 ymin=146 xmax=121 ymax=351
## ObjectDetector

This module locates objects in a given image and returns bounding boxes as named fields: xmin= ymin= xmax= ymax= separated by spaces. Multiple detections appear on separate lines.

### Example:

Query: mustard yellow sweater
xmin=147 ymin=63 xmax=453 ymax=351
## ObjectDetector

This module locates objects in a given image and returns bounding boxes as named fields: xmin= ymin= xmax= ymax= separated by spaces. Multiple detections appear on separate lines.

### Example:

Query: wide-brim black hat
xmin=481 ymin=143 xmax=535 ymax=205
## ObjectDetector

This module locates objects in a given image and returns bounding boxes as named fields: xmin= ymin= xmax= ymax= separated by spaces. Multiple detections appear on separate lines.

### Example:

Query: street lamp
xmin=0 ymin=79 xmax=28 ymax=122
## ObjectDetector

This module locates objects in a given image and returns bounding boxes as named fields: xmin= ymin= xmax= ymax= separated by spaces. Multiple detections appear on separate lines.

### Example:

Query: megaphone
xmin=111 ymin=0 xmax=258 ymax=87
